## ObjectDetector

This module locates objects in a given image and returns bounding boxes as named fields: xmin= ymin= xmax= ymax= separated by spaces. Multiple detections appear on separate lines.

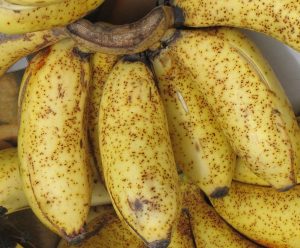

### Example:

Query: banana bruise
xmin=58 ymin=205 xmax=194 ymax=248
xmin=0 ymin=0 xmax=103 ymax=34
xmin=160 ymin=27 xmax=298 ymax=191
xmin=182 ymin=182 xmax=259 ymax=247
xmin=99 ymin=57 xmax=181 ymax=248
xmin=88 ymin=53 xmax=119 ymax=183
xmin=5 ymin=0 xmax=63 ymax=6
xmin=170 ymin=0 xmax=300 ymax=52
xmin=151 ymin=43 xmax=235 ymax=198
xmin=18 ymin=39 xmax=91 ymax=242
xmin=0 ymin=148 xmax=27 ymax=214
xmin=211 ymin=181 xmax=300 ymax=248
xmin=0 ymin=27 xmax=68 ymax=77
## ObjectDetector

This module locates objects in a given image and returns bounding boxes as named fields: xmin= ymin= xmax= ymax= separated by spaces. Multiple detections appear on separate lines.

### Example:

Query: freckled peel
xmin=0 ymin=0 xmax=104 ymax=34
xmin=87 ymin=53 xmax=119 ymax=183
xmin=211 ymin=181 xmax=300 ymax=248
xmin=99 ymin=58 xmax=181 ymax=247
xmin=171 ymin=0 xmax=300 ymax=52
xmin=182 ymin=182 xmax=259 ymax=247
xmin=151 ymin=48 xmax=236 ymax=198
xmin=164 ymin=27 xmax=298 ymax=191
xmin=18 ymin=39 xmax=92 ymax=241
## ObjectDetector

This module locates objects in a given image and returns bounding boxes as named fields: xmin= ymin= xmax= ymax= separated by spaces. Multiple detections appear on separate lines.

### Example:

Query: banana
xmin=182 ymin=181 xmax=259 ymax=247
xmin=155 ymin=27 xmax=299 ymax=191
xmin=0 ymin=0 xmax=103 ymax=34
xmin=210 ymin=181 xmax=300 ymax=248
xmin=88 ymin=53 xmax=118 ymax=183
xmin=18 ymin=39 xmax=91 ymax=242
xmin=5 ymin=0 xmax=63 ymax=6
xmin=0 ymin=148 xmax=27 ymax=214
xmin=0 ymin=147 xmax=110 ymax=214
xmin=0 ymin=27 xmax=68 ymax=77
xmin=99 ymin=56 xmax=181 ymax=248
xmin=151 ymin=42 xmax=236 ymax=198
xmin=170 ymin=0 xmax=300 ymax=52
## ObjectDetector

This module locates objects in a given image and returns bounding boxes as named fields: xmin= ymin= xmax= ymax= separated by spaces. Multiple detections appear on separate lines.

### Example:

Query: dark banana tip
xmin=148 ymin=239 xmax=170 ymax=248
xmin=277 ymin=184 xmax=295 ymax=192
xmin=64 ymin=229 xmax=87 ymax=246
xmin=210 ymin=186 xmax=229 ymax=198
xmin=0 ymin=206 xmax=7 ymax=216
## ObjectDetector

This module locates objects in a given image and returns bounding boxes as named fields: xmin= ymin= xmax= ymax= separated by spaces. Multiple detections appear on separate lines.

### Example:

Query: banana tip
xmin=277 ymin=184 xmax=295 ymax=192
xmin=148 ymin=239 xmax=170 ymax=248
xmin=210 ymin=186 xmax=229 ymax=198
xmin=63 ymin=227 xmax=87 ymax=246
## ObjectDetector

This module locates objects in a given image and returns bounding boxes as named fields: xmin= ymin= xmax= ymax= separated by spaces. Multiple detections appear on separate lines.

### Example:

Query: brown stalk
xmin=67 ymin=5 xmax=175 ymax=55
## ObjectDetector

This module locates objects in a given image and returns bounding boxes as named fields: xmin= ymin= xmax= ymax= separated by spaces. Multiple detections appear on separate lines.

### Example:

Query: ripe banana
xmin=0 ymin=147 xmax=110 ymax=214
xmin=156 ymin=27 xmax=300 ymax=191
xmin=88 ymin=53 xmax=118 ymax=183
xmin=169 ymin=0 xmax=300 ymax=52
xmin=210 ymin=181 xmax=300 ymax=248
xmin=99 ymin=56 xmax=181 ymax=248
xmin=151 ymin=43 xmax=236 ymax=198
xmin=0 ymin=27 xmax=68 ymax=77
xmin=0 ymin=148 xmax=27 ymax=214
xmin=182 ymin=181 xmax=259 ymax=247
xmin=18 ymin=39 xmax=91 ymax=242
xmin=5 ymin=0 xmax=63 ymax=6
xmin=0 ymin=0 xmax=103 ymax=34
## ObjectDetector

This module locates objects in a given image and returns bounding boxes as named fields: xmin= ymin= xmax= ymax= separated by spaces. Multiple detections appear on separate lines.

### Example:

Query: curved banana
xmin=170 ymin=0 xmax=300 ymax=52
xmin=156 ymin=27 xmax=299 ymax=191
xmin=182 ymin=182 xmax=259 ymax=247
xmin=88 ymin=53 xmax=118 ymax=183
xmin=0 ymin=27 xmax=68 ymax=77
xmin=99 ymin=56 xmax=181 ymax=248
xmin=151 ymin=47 xmax=235 ymax=198
xmin=0 ymin=147 xmax=110 ymax=214
xmin=5 ymin=0 xmax=63 ymax=6
xmin=210 ymin=181 xmax=300 ymax=248
xmin=0 ymin=148 xmax=27 ymax=214
xmin=18 ymin=39 xmax=91 ymax=242
xmin=0 ymin=0 xmax=103 ymax=34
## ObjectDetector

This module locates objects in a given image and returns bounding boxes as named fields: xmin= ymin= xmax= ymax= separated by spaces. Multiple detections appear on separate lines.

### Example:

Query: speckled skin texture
xmin=166 ymin=28 xmax=299 ymax=190
xmin=18 ymin=39 xmax=91 ymax=240
xmin=183 ymin=182 xmax=258 ymax=247
xmin=99 ymin=59 xmax=181 ymax=247
xmin=152 ymin=47 xmax=235 ymax=198
xmin=0 ymin=0 xmax=103 ymax=34
xmin=173 ymin=0 xmax=300 ymax=52
xmin=88 ymin=53 xmax=118 ymax=183
xmin=0 ymin=148 xmax=27 ymax=214
xmin=6 ymin=0 xmax=63 ymax=6
xmin=211 ymin=181 xmax=300 ymax=247
xmin=0 ymin=27 xmax=68 ymax=77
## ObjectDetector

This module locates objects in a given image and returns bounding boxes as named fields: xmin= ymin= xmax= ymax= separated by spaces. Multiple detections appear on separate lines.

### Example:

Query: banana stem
xmin=67 ymin=5 xmax=175 ymax=55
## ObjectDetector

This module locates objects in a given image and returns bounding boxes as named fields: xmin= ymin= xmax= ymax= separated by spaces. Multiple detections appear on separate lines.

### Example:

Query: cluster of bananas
xmin=1 ymin=0 xmax=300 ymax=247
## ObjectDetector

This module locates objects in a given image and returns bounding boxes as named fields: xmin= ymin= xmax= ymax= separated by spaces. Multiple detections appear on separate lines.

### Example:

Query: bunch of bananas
xmin=1 ymin=0 xmax=300 ymax=247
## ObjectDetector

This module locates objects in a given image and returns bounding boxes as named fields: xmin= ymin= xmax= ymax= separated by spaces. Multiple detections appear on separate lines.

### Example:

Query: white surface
xmin=7 ymin=57 xmax=28 ymax=73
xmin=243 ymin=30 xmax=300 ymax=115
